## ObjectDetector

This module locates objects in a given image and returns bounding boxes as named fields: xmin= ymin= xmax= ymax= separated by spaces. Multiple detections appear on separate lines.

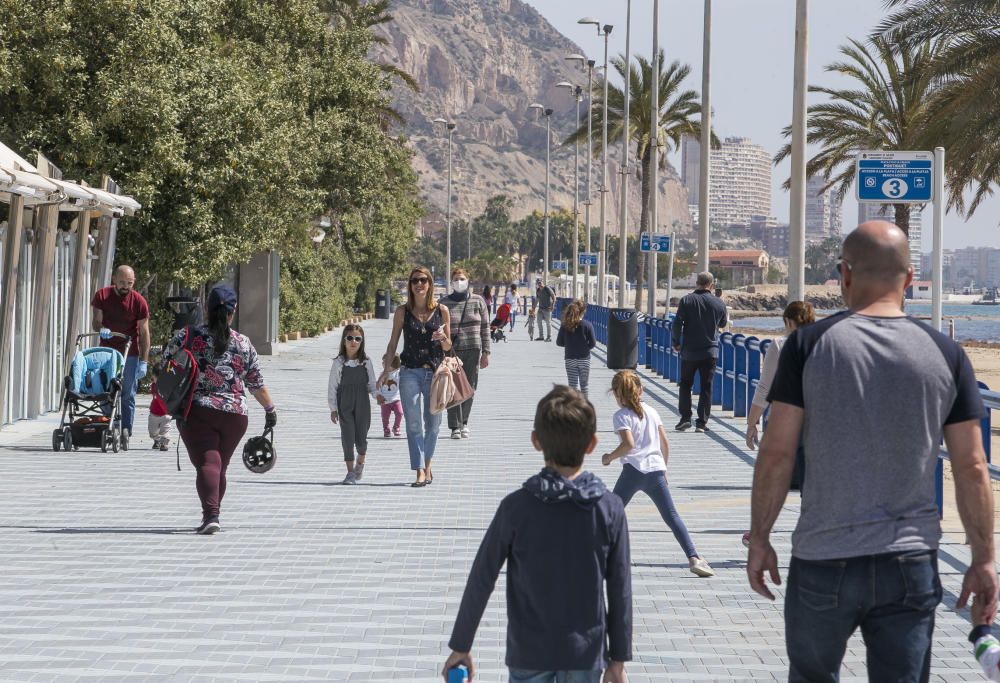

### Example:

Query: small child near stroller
xmin=148 ymin=365 xmax=172 ymax=451
xmin=525 ymin=306 xmax=537 ymax=339
xmin=491 ymin=303 xmax=511 ymax=343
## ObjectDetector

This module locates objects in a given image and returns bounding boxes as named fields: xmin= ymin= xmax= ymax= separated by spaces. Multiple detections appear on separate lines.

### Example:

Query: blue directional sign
xmin=856 ymin=151 xmax=934 ymax=203
xmin=551 ymin=259 xmax=569 ymax=271
xmin=640 ymin=233 xmax=672 ymax=253
xmin=579 ymin=252 xmax=598 ymax=266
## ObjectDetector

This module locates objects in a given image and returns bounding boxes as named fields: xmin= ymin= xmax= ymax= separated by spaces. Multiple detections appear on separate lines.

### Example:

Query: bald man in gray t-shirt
xmin=746 ymin=221 xmax=996 ymax=682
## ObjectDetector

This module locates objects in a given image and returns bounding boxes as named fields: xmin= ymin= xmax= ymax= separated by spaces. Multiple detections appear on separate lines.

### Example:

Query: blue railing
xmin=555 ymin=298 xmax=996 ymax=519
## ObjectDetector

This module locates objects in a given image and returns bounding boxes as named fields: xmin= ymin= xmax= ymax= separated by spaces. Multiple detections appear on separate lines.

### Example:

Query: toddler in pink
xmin=379 ymin=355 xmax=403 ymax=437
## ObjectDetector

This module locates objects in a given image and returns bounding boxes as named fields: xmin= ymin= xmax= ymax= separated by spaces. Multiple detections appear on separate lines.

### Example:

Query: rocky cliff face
xmin=374 ymin=0 xmax=692 ymax=235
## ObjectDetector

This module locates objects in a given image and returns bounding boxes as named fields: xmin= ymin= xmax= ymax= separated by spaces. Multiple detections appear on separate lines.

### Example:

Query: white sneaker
xmin=451 ymin=429 xmax=462 ymax=440
xmin=342 ymin=471 xmax=357 ymax=485
xmin=460 ymin=426 xmax=470 ymax=439
xmin=689 ymin=557 xmax=715 ymax=577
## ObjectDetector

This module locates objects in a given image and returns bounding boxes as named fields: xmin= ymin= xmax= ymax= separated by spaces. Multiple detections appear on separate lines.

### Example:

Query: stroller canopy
xmin=68 ymin=347 xmax=125 ymax=396
xmin=492 ymin=303 xmax=512 ymax=326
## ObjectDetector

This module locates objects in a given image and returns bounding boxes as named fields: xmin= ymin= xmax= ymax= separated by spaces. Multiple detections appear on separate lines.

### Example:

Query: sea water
xmin=731 ymin=303 xmax=1000 ymax=343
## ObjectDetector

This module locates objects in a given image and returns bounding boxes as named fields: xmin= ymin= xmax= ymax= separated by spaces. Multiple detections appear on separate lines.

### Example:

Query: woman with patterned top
xmin=162 ymin=285 xmax=276 ymax=534
xmin=380 ymin=265 xmax=452 ymax=487
xmin=441 ymin=268 xmax=490 ymax=440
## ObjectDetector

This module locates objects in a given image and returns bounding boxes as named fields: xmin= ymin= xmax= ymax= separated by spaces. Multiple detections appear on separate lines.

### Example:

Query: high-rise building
xmin=856 ymin=203 xmax=923 ymax=278
xmin=709 ymin=136 xmax=771 ymax=228
xmin=806 ymin=176 xmax=843 ymax=241
xmin=681 ymin=134 xmax=700 ymax=206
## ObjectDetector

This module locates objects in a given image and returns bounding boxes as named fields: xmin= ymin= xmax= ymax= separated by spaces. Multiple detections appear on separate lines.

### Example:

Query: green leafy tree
xmin=774 ymin=36 xmax=952 ymax=235
xmin=805 ymin=237 xmax=842 ymax=284
xmin=878 ymin=0 xmax=1000 ymax=214
xmin=567 ymin=50 xmax=713 ymax=310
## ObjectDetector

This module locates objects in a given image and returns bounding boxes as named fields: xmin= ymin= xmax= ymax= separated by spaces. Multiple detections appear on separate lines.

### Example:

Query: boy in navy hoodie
xmin=442 ymin=386 xmax=632 ymax=683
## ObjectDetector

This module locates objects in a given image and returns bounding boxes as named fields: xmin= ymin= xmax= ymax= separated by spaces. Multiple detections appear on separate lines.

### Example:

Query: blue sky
xmin=525 ymin=0 xmax=1000 ymax=250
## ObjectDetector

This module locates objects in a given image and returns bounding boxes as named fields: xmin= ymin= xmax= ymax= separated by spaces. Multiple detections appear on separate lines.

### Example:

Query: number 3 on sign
xmin=882 ymin=178 xmax=908 ymax=199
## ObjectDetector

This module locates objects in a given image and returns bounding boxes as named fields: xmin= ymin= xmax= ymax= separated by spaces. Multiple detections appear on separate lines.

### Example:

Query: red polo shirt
xmin=90 ymin=286 xmax=149 ymax=357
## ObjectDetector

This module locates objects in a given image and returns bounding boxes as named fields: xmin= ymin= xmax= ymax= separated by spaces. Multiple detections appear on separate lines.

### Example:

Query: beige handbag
xmin=430 ymin=355 xmax=475 ymax=414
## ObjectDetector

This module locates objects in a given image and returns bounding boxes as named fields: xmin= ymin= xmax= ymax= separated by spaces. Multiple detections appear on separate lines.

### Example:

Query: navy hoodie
xmin=449 ymin=468 xmax=633 ymax=671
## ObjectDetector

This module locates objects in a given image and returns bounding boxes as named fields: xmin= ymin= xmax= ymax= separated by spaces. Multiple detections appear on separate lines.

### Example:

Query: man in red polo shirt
xmin=91 ymin=265 xmax=151 ymax=438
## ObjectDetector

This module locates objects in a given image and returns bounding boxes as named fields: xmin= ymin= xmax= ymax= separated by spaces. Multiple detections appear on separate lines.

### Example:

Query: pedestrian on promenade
xmin=535 ymin=278 xmax=556 ymax=341
xmin=442 ymin=385 xmax=631 ymax=683
xmin=147 ymin=365 xmax=172 ymax=452
xmin=482 ymin=285 xmax=493 ymax=315
xmin=328 ymin=324 xmax=379 ymax=485
xmin=504 ymin=284 xmax=520 ymax=331
xmin=381 ymin=265 xmax=453 ymax=487
xmin=670 ymin=271 xmax=728 ymax=432
xmin=557 ymin=299 xmax=596 ymax=397
xmin=91 ymin=264 xmax=151 ymax=438
xmin=441 ymin=268 xmax=490 ymax=441
xmin=602 ymin=370 xmax=715 ymax=578
xmin=748 ymin=220 xmax=997 ymax=682
xmin=525 ymin=305 xmax=537 ymax=339
xmin=378 ymin=354 xmax=403 ymax=438
xmin=163 ymin=284 xmax=276 ymax=534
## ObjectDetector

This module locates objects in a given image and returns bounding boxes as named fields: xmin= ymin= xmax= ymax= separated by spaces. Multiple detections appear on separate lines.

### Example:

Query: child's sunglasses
xmin=345 ymin=335 xmax=363 ymax=342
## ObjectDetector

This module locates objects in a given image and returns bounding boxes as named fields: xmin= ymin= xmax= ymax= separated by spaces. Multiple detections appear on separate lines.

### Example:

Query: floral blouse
xmin=162 ymin=326 xmax=265 ymax=416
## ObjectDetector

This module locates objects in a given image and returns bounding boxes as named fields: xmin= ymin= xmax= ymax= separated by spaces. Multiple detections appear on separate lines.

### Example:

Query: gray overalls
xmin=338 ymin=363 xmax=371 ymax=461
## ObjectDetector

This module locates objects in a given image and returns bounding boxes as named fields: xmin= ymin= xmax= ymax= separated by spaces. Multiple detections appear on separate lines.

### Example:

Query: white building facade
xmin=708 ymin=137 xmax=771 ymax=228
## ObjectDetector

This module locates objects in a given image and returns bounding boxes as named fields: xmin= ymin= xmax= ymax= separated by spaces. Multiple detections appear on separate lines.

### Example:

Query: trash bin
xmin=375 ymin=288 xmax=391 ymax=319
xmin=607 ymin=308 xmax=638 ymax=370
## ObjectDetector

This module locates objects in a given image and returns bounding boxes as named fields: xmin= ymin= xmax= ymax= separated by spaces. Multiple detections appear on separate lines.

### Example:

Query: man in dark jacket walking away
xmin=442 ymin=386 xmax=632 ymax=683
xmin=671 ymin=271 xmax=728 ymax=432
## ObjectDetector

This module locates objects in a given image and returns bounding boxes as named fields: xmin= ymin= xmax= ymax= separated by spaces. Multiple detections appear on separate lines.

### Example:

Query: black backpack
xmin=157 ymin=327 xmax=199 ymax=422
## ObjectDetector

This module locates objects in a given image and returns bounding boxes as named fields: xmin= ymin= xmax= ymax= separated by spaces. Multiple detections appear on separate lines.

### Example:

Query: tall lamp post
xmin=647 ymin=0 xmax=660 ymax=318
xmin=617 ymin=0 xmax=633 ymax=308
xmin=788 ymin=0 xmax=809 ymax=302
xmin=578 ymin=17 xmax=612 ymax=304
xmin=433 ymin=117 xmax=456 ymax=285
xmin=557 ymin=81 xmax=583 ymax=300
xmin=697 ymin=0 xmax=712 ymax=272
xmin=529 ymin=103 xmax=553 ymax=287
xmin=566 ymin=53 xmax=596 ymax=303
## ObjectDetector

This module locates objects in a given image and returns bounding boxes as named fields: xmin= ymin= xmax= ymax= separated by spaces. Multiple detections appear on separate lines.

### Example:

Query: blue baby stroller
xmin=52 ymin=332 xmax=131 ymax=453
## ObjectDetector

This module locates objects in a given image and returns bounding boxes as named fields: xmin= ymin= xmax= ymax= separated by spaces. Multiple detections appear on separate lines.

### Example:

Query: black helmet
xmin=243 ymin=427 xmax=276 ymax=473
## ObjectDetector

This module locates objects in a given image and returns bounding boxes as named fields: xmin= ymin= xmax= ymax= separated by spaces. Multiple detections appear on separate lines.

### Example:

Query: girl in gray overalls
xmin=327 ymin=325 xmax=379 ymax=484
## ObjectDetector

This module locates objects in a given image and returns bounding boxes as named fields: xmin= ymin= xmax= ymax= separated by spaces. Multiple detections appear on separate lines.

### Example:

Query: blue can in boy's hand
xmin=448 ymin=665 xmax=469 ymax=683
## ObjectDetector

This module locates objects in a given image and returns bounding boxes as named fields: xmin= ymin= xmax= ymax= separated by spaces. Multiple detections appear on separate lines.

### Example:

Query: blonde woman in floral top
xmin=162 ymin=285 xmax=276 ymax=535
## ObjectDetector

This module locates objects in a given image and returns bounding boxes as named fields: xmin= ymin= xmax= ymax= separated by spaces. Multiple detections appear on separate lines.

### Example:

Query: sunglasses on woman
xmin=410 ymin=276 xmax=429 ymax=285
xmin=345 ymin=335 xmax=363 ymax=342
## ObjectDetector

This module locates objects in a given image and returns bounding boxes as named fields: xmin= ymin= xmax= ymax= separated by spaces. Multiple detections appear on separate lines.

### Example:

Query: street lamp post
xmin=697 ymin=0 xmax=712 ymax=272
xmin=618 ymin=0 xmax=632 ymax=309
xmin=578 ymin=17 xmax=612 ymax=305
xmin=433 ymin=117 xmax=456 ymax=285
xmin=566 ymin=55 xmax=595 ymax=302
xmin=788 ymin=0 xmax=809 ymax=302
xmin=648 ymin=0 xmax=660 ymax=318
xmin=557 ymin=81 xmax=583 ymax=300
xmin=529 ymin=103 xmax=553 ymax=287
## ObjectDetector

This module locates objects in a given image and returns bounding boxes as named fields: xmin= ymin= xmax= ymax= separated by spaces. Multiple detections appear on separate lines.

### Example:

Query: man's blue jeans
xmin=785 ymin=550 xmax=941 ymax=682
xmin=399 ymin=367 xmax=441 ymax=470
xmin=509 ymin=670 xmax=601 ymax=683
xmin=119 ymin=355 xmax=142 ymax=436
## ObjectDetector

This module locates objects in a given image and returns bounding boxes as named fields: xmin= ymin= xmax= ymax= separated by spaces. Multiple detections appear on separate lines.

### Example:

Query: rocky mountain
xmin=373 ymin=0 xmax=692 ymax=236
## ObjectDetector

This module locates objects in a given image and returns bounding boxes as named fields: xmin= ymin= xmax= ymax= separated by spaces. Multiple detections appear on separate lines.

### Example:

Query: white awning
xmin=85 ymin=186 xmax=141 ymax=216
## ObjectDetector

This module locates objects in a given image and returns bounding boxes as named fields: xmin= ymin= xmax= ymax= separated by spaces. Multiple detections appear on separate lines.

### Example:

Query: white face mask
xmin=452 ymin=278 xmax=469 ymax=293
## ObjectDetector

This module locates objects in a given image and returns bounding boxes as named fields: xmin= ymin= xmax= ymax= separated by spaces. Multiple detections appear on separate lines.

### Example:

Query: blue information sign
xmin=578 ymin=252 xmax=598 ymax=266
xmin=856 ymin=151 xmax=934 ymax=203
xmin=640 ymin=233 xmax=671 ymax=253
xmin=551 ymin=259 xmax=568 ymax=271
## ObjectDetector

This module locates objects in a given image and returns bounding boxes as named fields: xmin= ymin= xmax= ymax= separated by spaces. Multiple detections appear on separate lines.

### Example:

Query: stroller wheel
xmin=120 ymin=431 xmax=129 ymax=452
xmin=62 ymin=427 xmax=73 ymax=453
xmin=52 ymin=429 xmax=61 ymax=452
xmin=100 ymin=430 xmax=110 ymax=453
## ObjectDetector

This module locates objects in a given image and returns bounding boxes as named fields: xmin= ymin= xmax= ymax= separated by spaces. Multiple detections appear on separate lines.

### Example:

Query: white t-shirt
xmin=378 ymin=369 xmax=401 ymax=403
xmin=612 ymin=401 xmax=667 ymax=473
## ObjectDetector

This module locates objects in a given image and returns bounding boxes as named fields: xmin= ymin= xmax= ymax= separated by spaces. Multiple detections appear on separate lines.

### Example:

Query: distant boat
xmin=973 ymin=288 xmax=1000 ymax=306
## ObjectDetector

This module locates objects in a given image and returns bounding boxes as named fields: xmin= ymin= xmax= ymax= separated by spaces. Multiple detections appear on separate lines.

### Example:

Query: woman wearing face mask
xmin=441 ymin=268 xmax=491 ymax=440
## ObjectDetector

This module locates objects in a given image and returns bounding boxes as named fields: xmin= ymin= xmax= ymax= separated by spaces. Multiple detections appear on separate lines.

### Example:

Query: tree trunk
xmin=634 ymin=147 xmax=652 ymax=311
xmin=892 ymin=203 xmax=911 ymax=237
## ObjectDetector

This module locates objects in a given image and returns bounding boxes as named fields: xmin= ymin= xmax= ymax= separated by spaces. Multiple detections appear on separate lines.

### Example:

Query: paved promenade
xmin=0 ymin=316 xmax=990 ymax=681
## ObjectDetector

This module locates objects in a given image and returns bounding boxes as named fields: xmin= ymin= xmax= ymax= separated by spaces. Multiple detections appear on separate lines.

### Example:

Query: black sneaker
xmin=695 ymin=423 xmax=710 ymax=433
xmin=675 ymin=420 xmax=693 ymax=432
xmin=196 ymin=517 xmax=221 ymax=535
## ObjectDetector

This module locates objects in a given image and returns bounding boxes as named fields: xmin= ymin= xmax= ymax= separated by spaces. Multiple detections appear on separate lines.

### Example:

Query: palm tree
xmin=878 ymin=0 xmax=1000 ymax=214
xmin=774 ymin=36 xmax=953 ymax=235
xmin=567 ymin=50 xmax=712 ymax=310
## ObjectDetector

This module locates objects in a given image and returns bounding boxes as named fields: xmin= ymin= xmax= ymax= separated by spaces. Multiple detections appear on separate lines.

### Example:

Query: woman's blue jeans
xmin=399 ymin=367 xmax=441 ymax=470
xmin=612 ymin=463 xmax=698 ymax=558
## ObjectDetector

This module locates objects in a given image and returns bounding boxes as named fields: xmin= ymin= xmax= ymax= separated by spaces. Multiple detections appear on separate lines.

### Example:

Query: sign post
xmin=856 ymin=150 xmax=940 ymax=330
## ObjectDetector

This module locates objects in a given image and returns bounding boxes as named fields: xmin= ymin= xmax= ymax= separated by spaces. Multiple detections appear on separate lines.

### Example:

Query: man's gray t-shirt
xmin=768 ymin=312 xmax=984 ymax=561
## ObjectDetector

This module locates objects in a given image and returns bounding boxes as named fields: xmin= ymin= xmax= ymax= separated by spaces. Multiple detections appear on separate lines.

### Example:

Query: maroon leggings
xmin=178 ymin=404 xmax=248 ymax=519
